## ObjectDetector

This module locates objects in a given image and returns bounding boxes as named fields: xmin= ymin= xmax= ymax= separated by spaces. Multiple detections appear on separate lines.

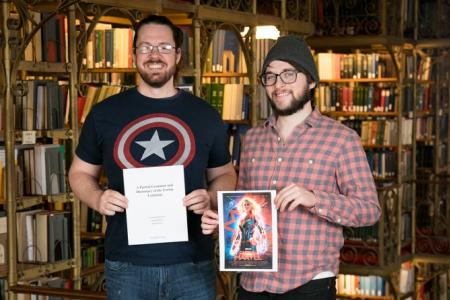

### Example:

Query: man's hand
xmin=201 ymin=210 xmax=219 ymax=235
xmin=183 ymin=189 xmax=211 ymax=214
xmin=275 ymin=183 xmax=316 ymax=212
xmin=96 ymin=189 xmax=128 ymax=216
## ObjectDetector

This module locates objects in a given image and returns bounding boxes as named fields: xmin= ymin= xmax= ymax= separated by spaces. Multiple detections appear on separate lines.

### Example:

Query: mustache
xmin=143 ymin=59 xmax=166 ymax=65
xmin=272 ymin=89 xmax=290 ymax=96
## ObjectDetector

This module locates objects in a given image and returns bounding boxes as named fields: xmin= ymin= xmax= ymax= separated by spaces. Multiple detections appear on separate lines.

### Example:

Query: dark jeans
xmin=105 ymin=259 xmax=215 ymax=300
xmin=238 ymin=277 xmax=336 ymax=300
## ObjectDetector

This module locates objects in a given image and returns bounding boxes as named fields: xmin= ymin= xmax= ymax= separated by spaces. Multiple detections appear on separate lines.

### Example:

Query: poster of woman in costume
xmin=218 ymin=190 xmax=277 ymax=271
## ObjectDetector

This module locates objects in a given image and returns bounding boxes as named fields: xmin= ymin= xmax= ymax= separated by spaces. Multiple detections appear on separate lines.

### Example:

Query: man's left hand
xmin=183 ymin=189 xmax=211 ymax=214
xmin=275 ymin=183 xmax=316 ymax=212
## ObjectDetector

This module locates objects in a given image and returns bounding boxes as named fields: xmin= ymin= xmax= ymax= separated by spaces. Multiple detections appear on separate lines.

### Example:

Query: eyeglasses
xmin=135 ymin=43 xmax=176 ymax=54
xmin=260 ymin=70 xmax=300 ymax=86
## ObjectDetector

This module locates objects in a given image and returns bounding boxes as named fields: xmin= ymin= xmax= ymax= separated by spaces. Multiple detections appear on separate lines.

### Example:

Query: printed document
xmin=123 ymin=165 xmax=188 ymax=245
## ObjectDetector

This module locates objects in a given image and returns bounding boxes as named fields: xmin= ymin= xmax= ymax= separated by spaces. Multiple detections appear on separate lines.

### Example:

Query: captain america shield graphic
xmin=113 ymin=113 xmax=196 ymax=169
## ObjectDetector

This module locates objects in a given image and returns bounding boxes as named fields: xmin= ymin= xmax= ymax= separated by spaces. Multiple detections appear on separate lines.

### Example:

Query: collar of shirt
xmin=263 ymin=108 xmax=323 ymax=144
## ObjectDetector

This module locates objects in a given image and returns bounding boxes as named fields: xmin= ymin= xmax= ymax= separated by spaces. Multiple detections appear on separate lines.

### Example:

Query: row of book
xmin=316 ymin=84 xmax=396 ymax=113
xmin=80 ymin=206 xmax=106 ymax=234
xmin=204 ymin=83 xmax=250 ymax=121
xmin=336 ymin=274 xmax=389 ymax=296
xmin=81 ymin=243 xmax=104 ymax=271
xmin=416 ymin=116 xmax=434 ymax=141
xmin=15 ymin=80 xmax=67 ymax=131
xmin=343 ymin=119 xmax=398 ymax=147
xmin=80 ymin=71 xmax=137 ymax=86
xmin=83 ymin=23 xmax=193 ymax=69
xmin=365 ymin=150 xmax=397 ymax=179
xmin=78 ymin=85 xmax=128 ymax=124
xmin=401 ymin=148 xmax=413 ymax=177
xmin=0 ymin=144 xmax=66 ymax=199
xmin=16 ymin=209 xmax=72 ymax=263
xmin=81 ymin=241 xmax=105 ymax=290
xmin=226 ymin=124 xmax=250 ymax=167
xmin=405 ymin=54 xmax=435 ymax=81
xmin=315 ymin=52 xmax=395 ymax=80
xmin=342 ymin=117 xmax=416 ymax=148
xmin=22 ymin=12 xmax=68 ymax=63
xmin=84 ymin=24 xmax=134 ymax=69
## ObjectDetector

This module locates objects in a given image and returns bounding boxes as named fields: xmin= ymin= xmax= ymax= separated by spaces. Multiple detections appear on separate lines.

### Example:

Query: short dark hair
xmin=133 ymin=15 xmax=183 ymax=52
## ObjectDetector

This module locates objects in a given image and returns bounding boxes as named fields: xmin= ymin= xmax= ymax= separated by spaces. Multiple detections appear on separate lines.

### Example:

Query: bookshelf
xmin=307 ymin=0 xmax=450 ymax=299
xmin=1 ymin=1 xmax=81 ymax=299
xmin=413 ymin=39 xmax=450 ymax=300
xmin=306 ymin=4 xmax=417 ymax=300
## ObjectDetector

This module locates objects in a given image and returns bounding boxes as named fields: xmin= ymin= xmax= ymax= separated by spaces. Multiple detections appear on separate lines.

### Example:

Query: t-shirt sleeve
xmin=75 ymin=108 xmax=103 ymax=165
xmin=207 ymin=116 xmax=231 ymax=168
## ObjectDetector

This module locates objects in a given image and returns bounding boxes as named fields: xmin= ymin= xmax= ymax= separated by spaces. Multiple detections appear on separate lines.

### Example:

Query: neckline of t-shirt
xmin=133 ymin=87 xmax=184 ymax=103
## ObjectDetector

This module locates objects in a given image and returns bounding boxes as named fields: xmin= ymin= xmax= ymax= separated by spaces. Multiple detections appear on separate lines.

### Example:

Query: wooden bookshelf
xmin=321 ymin=78 xmax=398 ymax=83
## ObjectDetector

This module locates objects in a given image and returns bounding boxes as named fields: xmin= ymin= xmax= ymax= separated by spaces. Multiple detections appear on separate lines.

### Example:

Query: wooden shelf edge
xmin=10 ymin=285 xmax=106 ymax=300
xmin=320 ymin=78 xmax=397 ymax=83
xmin=18 ymin=259 xmax=75 ymax=281
xmin=81 ymin=263 xmax=105 ymax=277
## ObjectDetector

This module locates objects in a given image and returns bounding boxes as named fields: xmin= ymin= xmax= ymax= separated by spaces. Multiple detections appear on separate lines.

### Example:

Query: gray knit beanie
xmin=261 ymin=35 xmax=319 ymax=84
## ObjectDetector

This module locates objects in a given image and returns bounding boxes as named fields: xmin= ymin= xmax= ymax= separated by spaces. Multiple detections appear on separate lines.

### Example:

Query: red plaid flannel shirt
xmin=237 ymin=109 xmax=381 ymax=293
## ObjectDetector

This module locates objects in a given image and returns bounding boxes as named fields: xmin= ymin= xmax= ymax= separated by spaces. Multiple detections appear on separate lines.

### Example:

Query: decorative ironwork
xmin=198 ymin=20 xmax=252 ymax=77
xmin=340 ymin=186 xmax=400 ymax=267
xmin=315 ymin=0 xmax=383 ymax=36
xmin=286 ymin=0 xmax=309 ymax=22
xmin=416 ymin=175 xmax=450 ymax=256
xmin=7 ymin=0 xmax=78 ymax=83
xmin=200 ymin=0 xmax=251 ymax=13
xmin=418 ymin=1 xmax=450 ymax=39
xmin=75 ymin=2 xmax=141 ymax=77
xmin=256 ymin=1 xmax=281 ymax=18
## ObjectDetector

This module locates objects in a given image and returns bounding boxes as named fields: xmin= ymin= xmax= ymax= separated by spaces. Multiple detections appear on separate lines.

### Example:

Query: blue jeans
xmin=105 ymin=259 xmax=216 ymax=300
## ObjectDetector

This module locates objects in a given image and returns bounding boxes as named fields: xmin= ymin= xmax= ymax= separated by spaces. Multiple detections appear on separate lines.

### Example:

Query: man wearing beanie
xmin=202 ymin=35 xmax=380 ymax=299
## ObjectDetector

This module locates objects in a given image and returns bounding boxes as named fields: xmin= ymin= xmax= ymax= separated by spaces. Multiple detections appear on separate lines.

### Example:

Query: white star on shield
xmin=135 ymin=129 xmax=175 ymax=161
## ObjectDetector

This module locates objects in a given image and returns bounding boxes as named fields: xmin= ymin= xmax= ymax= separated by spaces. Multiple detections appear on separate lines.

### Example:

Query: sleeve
xmin=207 ymin=114 xmax=231 ymax=168
xmin=310 ymin=131 xmax=381 ymax=227
xmin=75 ymin=108 xmax=103 ymax=165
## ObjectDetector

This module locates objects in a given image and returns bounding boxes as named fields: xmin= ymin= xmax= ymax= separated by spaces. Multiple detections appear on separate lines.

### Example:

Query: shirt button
xmin=337 ymin=218 xmax=341 ymax=223
xmin=277 ymin=137 xmax=281 ymax=142
xmin=318 ymin=208 xmax=322 ymax=214
xmin=251 ymin=158 xmax=255 ymax=163
xmin=309 ymin=159 xmax=314 ymax=164
xmin=272 ymin=179 xmax=277 ymax=184
xmin=277 ymin=157 xmax=282 ymax=162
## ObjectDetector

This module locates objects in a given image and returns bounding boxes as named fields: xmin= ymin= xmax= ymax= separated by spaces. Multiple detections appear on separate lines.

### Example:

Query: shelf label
xmin=22 ymin=131 xmax=36 ymax=144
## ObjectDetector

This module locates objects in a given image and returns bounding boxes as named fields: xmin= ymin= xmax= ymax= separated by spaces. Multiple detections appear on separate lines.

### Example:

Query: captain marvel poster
xmin=218 ymin=190 xmax=277 ymax=272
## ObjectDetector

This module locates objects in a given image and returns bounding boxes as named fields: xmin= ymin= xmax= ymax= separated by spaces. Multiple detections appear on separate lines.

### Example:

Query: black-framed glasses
xmin=135 ymin=43 xmax=176 ymax=54
xmin=260 ymin=70 xmax=300 ymax=86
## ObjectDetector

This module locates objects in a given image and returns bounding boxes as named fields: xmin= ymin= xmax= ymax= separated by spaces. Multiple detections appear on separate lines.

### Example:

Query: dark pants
xmin=238 ymin=277 xmax=336 ymax=300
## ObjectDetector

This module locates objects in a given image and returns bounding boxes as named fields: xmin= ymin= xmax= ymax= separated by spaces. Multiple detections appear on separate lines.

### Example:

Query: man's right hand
xmin=96 ymin=189 xmax=128 ymax=216
xmin=201 ymin=210 xmax=219 ymax=235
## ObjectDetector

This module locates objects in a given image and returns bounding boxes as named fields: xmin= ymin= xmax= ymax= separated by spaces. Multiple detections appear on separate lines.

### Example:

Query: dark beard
xmin=138 ymin=61 xmax=176 ymax=88
xmin=268 ymin=90 xmax=311 ymax=116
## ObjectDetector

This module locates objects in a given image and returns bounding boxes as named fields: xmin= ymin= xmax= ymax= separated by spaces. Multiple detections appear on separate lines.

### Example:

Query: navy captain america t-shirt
xmin=76 ymin=88 xmax=230 ymax=265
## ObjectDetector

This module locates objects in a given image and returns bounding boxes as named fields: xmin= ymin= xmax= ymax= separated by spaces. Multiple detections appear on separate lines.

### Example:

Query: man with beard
xmin=69 ymin=15 xmax=236 ymax=299
xmin=201 ymin=35 xmax=381 ymax=299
